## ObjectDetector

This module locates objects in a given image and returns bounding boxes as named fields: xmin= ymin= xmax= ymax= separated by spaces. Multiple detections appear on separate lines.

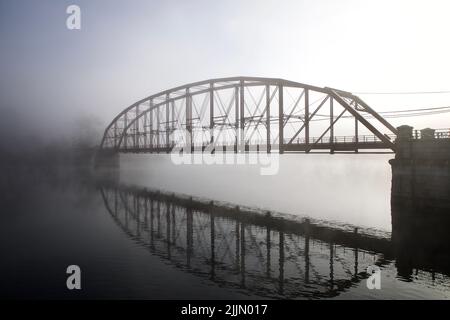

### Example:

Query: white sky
xmin=1 ymin=0 xmax=450 ymax=143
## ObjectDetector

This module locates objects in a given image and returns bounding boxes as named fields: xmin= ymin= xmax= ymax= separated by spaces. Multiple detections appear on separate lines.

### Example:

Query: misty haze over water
xmin=1 ymin=162 xmax=449 ymax=299
xmin=119 ymin=154 xmax=393 ymax=232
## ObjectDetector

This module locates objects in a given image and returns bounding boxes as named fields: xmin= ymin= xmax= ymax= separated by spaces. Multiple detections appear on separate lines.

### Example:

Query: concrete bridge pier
xmin=390 ymin=124 xmax=450 ymax=238
xmin=390 ymin=125 xmax=450 ymax=275
xmin=390 ymin=125 xmax=450 ymax=211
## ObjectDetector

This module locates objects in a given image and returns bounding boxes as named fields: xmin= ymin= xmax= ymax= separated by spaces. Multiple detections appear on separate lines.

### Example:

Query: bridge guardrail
xmin=411 ymin=128 xmax=450 ymax=140
xmin=120 ymin=129 xmax=450 ymax=151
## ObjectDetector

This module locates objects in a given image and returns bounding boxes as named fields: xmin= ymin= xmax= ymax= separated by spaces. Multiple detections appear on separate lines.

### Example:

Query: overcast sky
xmin=1 ymin=0 xmax=450 ymax=146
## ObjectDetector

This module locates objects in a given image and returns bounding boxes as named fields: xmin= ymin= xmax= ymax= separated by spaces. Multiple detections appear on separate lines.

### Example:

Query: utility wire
xmin=378 ymin=106 xmax=450 ymax=114
xmin=354 ymin=90 xmax=450 ymax=95
xmin=311 ymin=106 xmax=450 ymax=121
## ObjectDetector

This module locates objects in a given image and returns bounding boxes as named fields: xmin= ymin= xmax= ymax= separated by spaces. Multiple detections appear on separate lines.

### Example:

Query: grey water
xmin=1 ymin=154 xmax=449 ymax=299
xmin=119 ymin=153 xmax=393 ymax=232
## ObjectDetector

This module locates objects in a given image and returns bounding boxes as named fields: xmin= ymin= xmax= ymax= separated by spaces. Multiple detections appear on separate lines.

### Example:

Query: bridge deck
xmin=119 ymin=141 xmax=393 ymax=153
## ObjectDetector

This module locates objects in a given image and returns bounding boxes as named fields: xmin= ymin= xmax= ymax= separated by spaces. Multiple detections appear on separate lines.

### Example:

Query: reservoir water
xmin=1 ymin=154 xmax=449 ymax=299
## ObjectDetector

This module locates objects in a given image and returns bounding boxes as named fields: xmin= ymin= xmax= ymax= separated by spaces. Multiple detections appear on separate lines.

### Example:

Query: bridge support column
xmin=391 ymin=126 xmax=450 ymax=275
xmin=390 ymin=125 xmax=450 ymax=219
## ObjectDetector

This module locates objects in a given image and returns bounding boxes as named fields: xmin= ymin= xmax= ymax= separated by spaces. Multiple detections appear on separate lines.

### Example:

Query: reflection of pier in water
xmin=99 ymin=184 xmax=399 ymax=299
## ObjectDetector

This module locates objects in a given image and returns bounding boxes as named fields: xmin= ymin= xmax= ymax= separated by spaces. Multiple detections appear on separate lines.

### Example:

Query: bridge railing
xmin=286 ymin=134 xmax=396 ymax=145
xmin=171 ymin=135 xmax=391 ymax=148
xmin=120 ymin=129 xmax=450 ymax=151
xmin=120 ymin=134 xmax=396 ymax=150
xmin=411 ymin=128 xmax=450 ymax=140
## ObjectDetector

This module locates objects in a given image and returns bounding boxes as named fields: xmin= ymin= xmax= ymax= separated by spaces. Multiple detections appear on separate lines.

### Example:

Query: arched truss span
xmin=100 ymin=76 xmax=397 ymax=153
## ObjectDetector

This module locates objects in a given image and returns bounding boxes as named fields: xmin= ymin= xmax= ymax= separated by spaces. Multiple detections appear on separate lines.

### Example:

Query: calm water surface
xmin=1 ymin=154 xmax=449 ymax=299
xmin=120 ymin=154 xmax=393 ymax=231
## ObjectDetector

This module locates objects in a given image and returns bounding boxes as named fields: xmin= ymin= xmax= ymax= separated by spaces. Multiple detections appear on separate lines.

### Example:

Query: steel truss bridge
xmin=100 ymin=77 xmax=398 ymax=154
xmin=99 ymin=183 xmax=395 ymax=299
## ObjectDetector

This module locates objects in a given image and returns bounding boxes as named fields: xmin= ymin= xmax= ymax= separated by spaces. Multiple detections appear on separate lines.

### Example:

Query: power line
xmin=312 ymin=106 xmax=450 ymax=121
xmin=354 ymin=90 xmax=450 ymax=95
xmin=380 ymin=109 xmax=450 ymax=119
xmin=378 ymin=106 xmax=450 ymax=114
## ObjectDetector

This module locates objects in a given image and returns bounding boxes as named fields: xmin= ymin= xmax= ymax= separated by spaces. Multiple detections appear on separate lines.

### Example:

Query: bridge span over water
xmin=100 ymin=77 xmax=398 ymax=154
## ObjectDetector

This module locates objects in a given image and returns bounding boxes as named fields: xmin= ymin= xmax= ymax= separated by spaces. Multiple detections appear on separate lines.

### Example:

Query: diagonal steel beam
xmin=288 ymin=95 xmax=330 ymax=145
xmin=352 ymin=95 xmax=398 ymax=135
xmin=305 ymin=108 xmax=347 ymax=152
xmin=283 ymin=89 xmax=305 ymax=127
xmin=328 ymin=90 xmax=395 ymax=150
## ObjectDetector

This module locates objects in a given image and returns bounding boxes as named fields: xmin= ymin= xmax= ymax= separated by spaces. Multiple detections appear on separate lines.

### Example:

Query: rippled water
xmin=1 ymin=156 xmax=449 ymax=299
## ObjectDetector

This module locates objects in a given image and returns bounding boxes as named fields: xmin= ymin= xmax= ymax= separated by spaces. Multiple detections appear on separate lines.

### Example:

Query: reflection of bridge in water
xmin=99 ymin=183 xmax=399 ymax=299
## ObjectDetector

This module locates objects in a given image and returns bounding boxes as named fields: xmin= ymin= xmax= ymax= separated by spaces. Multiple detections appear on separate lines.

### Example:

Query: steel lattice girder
xmin=100 ymin=76 xmax=397 ymax=153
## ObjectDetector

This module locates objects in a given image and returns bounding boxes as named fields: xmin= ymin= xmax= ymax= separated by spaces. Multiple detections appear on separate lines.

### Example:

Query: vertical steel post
xmin=124 ymin=113 xmax=128 ymax=149
xmin=114 ymin=123 xmax=118 ymax=148
xmin=143 ymin=107 xmax=148 ymax=149
xmin=149 ymin=99 xmax=153 ymax=150
xmin=278 ymin=84 xmax=284 ymax=154
xmin=210 ymin=82 xmax=214 ymax=144
xmin=240 ymin=80 xmax=245 ymax=152
xmin=330 ymin=97 xmax=334 ymax=153
xmin=156 ymin=105 xmax=160 ymax=149
xmin=171 ymin=100 xmax=175 ymax=147
xmin=305 ymin=89 xmax=309 ymax=151
xmin=266 ymin=85 xmax=271 ymax=153
xmin=134 ymin=105 xmax=139 ymax=149
xmin=186 ymin=88 xmax=192 ymax=151
xmin=235 ymin=86 xmax=239 ymax=151
xmin=166 ymin=94 xmax=170 ymax=150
